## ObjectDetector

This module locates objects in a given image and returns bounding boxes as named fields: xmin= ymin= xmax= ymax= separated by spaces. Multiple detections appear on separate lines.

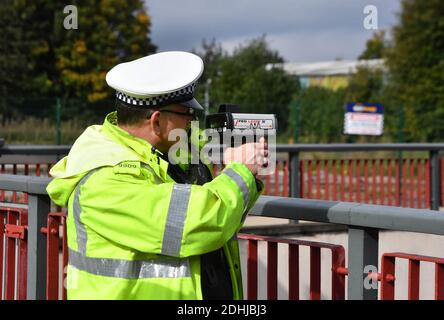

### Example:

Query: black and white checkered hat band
xmin=116 ymin=83 xmax=197 ymax=107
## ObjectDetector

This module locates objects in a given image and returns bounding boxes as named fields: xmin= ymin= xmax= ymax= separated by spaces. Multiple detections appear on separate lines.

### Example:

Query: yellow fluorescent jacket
xmin=46 ymin=112 xmax=261 ymax=300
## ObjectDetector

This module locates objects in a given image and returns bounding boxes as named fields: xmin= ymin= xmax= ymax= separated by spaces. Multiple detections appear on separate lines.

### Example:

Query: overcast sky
xmin=145 ymin=0 xmax=401 ymax=63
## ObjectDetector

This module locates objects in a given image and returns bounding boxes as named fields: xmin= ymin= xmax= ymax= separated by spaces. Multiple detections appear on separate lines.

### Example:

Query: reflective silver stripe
xmin=222 ymin=168 xmax=250 ymax=209
xmin=161 ymin=184 xmax=192 ymax=257
xmin=73 ymin=170 xmax=98 ymax=254
xmin=69 ymin=249 xmax=191 ymax=279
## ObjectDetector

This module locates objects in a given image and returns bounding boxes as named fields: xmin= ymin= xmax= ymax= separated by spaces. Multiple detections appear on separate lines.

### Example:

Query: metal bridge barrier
xmin=1 ymin=173 xmax=444 ymax=300
xmin=2 ymin=143 xmax=443 ymax=209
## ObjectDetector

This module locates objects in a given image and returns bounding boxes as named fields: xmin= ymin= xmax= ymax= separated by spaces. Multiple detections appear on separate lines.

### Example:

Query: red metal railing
xmin=213 ymin=156 xmax=444 ymax=208
xmin=381 ymin=252 xmax=444 ymax=300
xmin=40 ymin=212 xmax=68 ymax=300
xmin=0 ymin=207 xmax=28 ymax=300
xmin=1 ymin=206 xmax=67 ymax=300
xmin=260 ymin=160 xmax=289 ymax=197
xmin=2 ymin=157 xmax=443 ymax=207
xmin=300 ymin=158 xmax=431 ymax=208
xmin=3 ymin=204 xmax=444 ymax=300
xmin=237 ymin=233 xmax=346 ymax=300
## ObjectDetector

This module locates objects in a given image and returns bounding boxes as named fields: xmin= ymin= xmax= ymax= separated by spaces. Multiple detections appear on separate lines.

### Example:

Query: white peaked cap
xmin=106 ymin=51 xmax=204 ymax=110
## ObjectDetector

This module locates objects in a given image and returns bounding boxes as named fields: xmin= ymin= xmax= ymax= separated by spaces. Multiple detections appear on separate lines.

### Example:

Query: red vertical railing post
xmin=387 ymin=159 xmax=393 ymax=206
xmin=348 ymin=160 xmax=353 ymax=202
xmin=381 ymin=255 xmax=396 ymax=300
xmin=36 ymin=164 xmax=41 ymax=177
xmin=247 ymin=240 xmax=258 ymax=300
xmin=267 ymin=242 xmax=278 ymax=300
xmin=424 ymin=159 xmax=430 ymax=208
xmin=435 ymin=263 xmax=444 ymax=300
xmin=288 ymin=244 xmax=299 ymax=300
xmin=283 ymin=161 xmax=289 ymax=197
xmin=417 ymin=160 xmax=423 ymax=208
xmin=62 ymin=216 xmax=68 ymax=300
xmin=331 ymin=247 xmax=346 ymax=300
xmin=316 ymin=160 xmax=321 ymax=199
xmin=410 ymin=159 xmax=415 ymax=208
xmin=12 ymin=164 xmax=17 ymax=203
xmin=372 ymin=160 xmax=378 ymax=204
xmin=380 ymin=159 xmax=385 ymax=205
xmin=372 ymin=160 xmax=377 ymax=204
xmin=395 ymin=159 xmax=400 ymax=206
xmin=364 ymin=159 xmax=369 ymax=203
xmin=408 ymin=259 xmax=420 ymax=300
xmin=340 ymin=160 xmax=345 ymax=201
xmin=324 ymin=160 xmax=329 ymax=200
xmin=265 ymin=174 xmax=270 ymax=195
xmin=299 ymin=160 xmax=304 ymax=198
xmin=402 ymin=160 xmax=407 ymax=207
xmin=307 ymin=160 xmax=313 ymax=199
xmin=332 ymin=160 xmax=337 ymax=201
xmin=0 ymin=209 xmax=5 ymax=299
xmin=0 ymin=164 xmax=5 ymax=201
xmin=441 ymin=158 xmax=444 ymax=208
xmin=17 ymin=210 xmax=28 ymax=300
xmin=356 ymin=160 xmax=361 ymax=203
xmin=5 ymin=211 xmax=17 ymax=300
xmin=46 ymin=214 xmax=61 ymax=300
xmin=310 ymin=247 xmax=321 ymax=300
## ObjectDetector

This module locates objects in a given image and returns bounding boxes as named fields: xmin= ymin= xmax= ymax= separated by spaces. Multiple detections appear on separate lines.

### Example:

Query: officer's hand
xmin=223 ymin=137 xmax=269 ymax=176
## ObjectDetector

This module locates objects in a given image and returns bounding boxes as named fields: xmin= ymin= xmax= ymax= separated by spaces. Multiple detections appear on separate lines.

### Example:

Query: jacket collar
xmin=102 ymin=112 xmax=170 ymax=180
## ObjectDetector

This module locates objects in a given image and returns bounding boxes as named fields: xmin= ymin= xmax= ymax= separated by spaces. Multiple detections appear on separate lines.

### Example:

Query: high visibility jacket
xmin=46 ymin=112 xmax=261 ymax=300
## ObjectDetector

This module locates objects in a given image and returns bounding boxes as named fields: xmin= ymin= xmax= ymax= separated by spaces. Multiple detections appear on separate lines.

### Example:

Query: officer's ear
xmin=149 ymin=110 xmax=162 ymax=136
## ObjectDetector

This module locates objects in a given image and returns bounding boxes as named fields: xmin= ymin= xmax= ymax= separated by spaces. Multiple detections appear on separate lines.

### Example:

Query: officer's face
xmin=157 ymin=104 xmax=195 ymax=152
xmin=161 ymin=104 xmax=194 ymax=129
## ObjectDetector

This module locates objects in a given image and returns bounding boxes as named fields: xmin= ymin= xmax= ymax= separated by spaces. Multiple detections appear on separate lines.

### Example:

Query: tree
xmin=345 ymin=66 xmax=385 ymax=103
xmin=0 ymin=0 xmax=54 ymax=121
xmin=385 ymin=0 xmax=444 ymax=141
xmin=358 ymin=31 xmax=387 ymax=60
xmin=0 ymin=0 xmax=157 ymax=120
xmin=193 ymin=39 xmax=225 ymax=112
xmin=294 ymin=87 xmax=346 ymax=143
xmin=55 ymin=0 xmax=156 ymax=104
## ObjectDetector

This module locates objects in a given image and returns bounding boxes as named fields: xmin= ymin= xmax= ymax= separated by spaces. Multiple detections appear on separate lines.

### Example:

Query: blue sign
xmin=345 ymin=102 xmax=384 ymax=114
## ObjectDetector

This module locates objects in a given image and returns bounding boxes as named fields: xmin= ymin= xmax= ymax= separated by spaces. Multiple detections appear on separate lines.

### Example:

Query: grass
xmin=0 ymin=116 xmax=91 ymax=145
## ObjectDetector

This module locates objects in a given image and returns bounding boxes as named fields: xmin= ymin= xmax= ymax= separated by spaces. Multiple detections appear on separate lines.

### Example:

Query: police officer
xmin=46 ymin=51 xmax=267 ymax=299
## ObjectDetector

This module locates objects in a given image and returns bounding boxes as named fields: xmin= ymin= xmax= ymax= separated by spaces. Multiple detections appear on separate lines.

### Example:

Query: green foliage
xmin=55 ymin=0 xmax=156 ymax=103
xmin=0 ymin=0 xmax=156 ymax=121
xmin=0 ymin=114 xmax=88 ymax=145
xmin=346 ymin=66 xmax=385 ymax=103
xmin=293 ymin=87 xmax=346 ymax=143
xmin=358 ymin=31 xmax=387 ymax=60
xmin=385 ymin=0 xmax=444 ymax=141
